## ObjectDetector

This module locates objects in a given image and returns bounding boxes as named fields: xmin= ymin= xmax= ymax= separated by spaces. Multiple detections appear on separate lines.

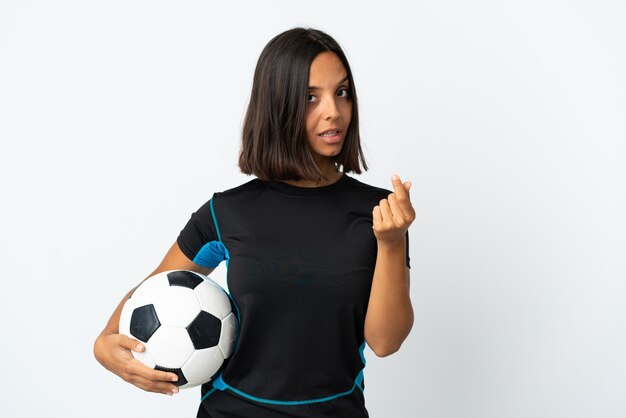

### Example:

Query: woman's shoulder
xmin=344 ymin=174 xmax=393 ymax=197
xmin=212 ymin=177 xmax=265 ymax=199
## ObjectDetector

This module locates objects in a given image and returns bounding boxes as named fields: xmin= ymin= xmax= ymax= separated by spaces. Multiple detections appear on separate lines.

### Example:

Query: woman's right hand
xmin=93 ymin=242 xmax=216 ymax=395
xmin=94 ymin=332 xmax=180 ymax=396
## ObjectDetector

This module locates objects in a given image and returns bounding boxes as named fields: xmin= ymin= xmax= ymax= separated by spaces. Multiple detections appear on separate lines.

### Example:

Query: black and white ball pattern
xmin=119 ymin=270 xmax=238 ymax=389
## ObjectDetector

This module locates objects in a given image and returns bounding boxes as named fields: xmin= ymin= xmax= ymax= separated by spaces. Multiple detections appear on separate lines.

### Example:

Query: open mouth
xmin=318 ymin=130 xmax=342 ymax=143
xmin=319 ymin=129 xmax=340 ymax=137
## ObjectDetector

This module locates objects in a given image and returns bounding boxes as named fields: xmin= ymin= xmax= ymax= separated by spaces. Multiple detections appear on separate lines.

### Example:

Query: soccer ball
xmin=119 ymin=270 xmax=238 ymax=389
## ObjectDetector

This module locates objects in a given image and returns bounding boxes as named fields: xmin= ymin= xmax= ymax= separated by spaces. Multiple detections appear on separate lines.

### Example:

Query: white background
xmin=1 ymin=1 xmax=625 ymax=417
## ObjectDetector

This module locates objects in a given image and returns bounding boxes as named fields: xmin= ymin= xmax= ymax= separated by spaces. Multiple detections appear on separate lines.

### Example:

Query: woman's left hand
xmin=372 ymin=174 xmax=416 ymax=243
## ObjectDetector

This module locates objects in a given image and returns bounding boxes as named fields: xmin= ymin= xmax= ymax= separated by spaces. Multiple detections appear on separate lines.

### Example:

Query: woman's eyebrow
xmin=307 ymin=75 xmax=349 ymax=90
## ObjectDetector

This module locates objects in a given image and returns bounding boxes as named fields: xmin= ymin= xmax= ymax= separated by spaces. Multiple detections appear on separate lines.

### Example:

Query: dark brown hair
xmin=238 ymin=27 xmax=368 ymax=182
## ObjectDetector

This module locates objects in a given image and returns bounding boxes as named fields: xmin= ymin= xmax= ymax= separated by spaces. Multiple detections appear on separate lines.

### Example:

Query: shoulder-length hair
xmin=238 ymin=27 xmax=368 ymax=182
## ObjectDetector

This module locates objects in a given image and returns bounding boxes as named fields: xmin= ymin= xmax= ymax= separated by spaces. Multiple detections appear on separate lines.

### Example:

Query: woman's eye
xmin=306 ymin=94 xmax=316 ymax=102
xmin=338 ymin=88 xmax=349 ymax=98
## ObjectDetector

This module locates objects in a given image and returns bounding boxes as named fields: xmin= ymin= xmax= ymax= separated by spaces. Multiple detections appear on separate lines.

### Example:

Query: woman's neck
xmin=280 ymin=165 xmax=343 ymax=188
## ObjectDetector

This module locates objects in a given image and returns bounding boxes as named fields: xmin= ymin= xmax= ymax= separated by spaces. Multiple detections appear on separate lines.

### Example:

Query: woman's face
xmin=305 ymin=51 xmax=352 ymax=171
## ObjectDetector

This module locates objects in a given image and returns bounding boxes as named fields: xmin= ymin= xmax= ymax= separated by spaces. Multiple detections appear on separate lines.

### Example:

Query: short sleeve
xmin=176 ymin=193 xmax=227 ymax=268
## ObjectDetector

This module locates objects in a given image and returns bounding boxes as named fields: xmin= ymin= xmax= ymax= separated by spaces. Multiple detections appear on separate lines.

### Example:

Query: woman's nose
xmin=322 ymin=98 xmax=340 ymax=119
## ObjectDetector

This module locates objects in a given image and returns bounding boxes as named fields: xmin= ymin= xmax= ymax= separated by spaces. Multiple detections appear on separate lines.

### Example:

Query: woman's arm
xmin=364 ymin=237 xmax=413 ymax=357
xmin=364 ymin=174 xmax=415 ymax=357
xmin=93 ymin=241 xmax=215 ymax=395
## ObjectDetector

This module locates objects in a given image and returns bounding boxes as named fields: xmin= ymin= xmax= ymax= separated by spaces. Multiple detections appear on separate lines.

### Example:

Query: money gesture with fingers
xmin=372 ymin=174 xmax=416 ymax=243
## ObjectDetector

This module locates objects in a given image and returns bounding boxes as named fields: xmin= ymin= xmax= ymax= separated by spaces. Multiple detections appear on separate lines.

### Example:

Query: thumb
xmin=121 ymin=335 xmax=145 ymax=352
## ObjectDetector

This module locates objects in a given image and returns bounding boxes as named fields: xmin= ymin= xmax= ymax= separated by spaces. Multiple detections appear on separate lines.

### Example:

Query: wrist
xmin=376 ymin=237 xmax=405 ymax=250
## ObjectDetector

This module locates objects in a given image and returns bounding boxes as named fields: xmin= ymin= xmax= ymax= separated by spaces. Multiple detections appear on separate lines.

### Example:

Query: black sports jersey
xmin=176 ymin=172 xmax=410 ymax=418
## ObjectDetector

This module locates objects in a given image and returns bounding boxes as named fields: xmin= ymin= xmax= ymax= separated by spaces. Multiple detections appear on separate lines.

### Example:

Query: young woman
xmin=94 ymin=27 xmax=415 ymax=418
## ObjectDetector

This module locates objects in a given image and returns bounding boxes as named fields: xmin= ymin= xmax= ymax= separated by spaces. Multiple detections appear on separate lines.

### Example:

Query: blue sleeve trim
xmin=193 ymin=240 xmax=227 ymax=268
